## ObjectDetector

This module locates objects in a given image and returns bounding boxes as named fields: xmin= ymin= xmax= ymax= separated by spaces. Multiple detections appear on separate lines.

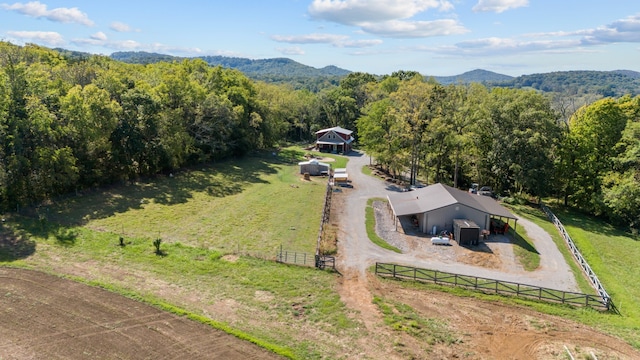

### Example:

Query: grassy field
xmin=0 ymin=147 xmax=366 ymax=359
xmin=548 ymin=205 xmax=640 ymax=345
xmin=2 ymin=149 xmax=640 ymax=356
xmin=35 ymin=147 xmax=327 ymax=255
xmin=506 ymin=203 xmax=640 ymax=348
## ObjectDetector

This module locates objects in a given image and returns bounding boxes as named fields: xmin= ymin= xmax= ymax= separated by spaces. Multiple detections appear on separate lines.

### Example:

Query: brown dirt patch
xmin=0 ymin=267 xmax=283 ymax=360
xmin=454 ymin=242 xmax=503 ymax=269
xmin=222 ymin=254 xmax=239 ymax=262
xmin=371 ymin=276 xmax=638 ymax=359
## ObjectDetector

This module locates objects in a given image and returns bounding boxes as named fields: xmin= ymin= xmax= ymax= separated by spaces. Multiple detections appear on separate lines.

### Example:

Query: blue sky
xmin=1 ymin=0 xmax=639 ymax=76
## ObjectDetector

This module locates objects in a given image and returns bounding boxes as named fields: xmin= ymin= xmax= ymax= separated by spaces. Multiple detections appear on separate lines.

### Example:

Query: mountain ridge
xmin=107 ymin=51 xmax=640 ymax=96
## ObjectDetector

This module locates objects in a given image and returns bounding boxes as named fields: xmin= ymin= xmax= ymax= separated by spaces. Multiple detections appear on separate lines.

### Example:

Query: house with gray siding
xmin=387 ymin=183 xmax=517 ymax=238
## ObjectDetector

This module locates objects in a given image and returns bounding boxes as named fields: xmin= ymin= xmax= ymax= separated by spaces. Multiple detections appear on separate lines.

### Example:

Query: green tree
xmin=601 ymin=97 xmax=640 ymax=230
xmin=389 ymin=78 xmax=446 ymax=185
xmin=59 ymin=84 xmax=120 ymax=186
xmin=564 ymin=98 xmax=628 ymax=213
xmin=478 ymin=88 xmax=560 ymax=199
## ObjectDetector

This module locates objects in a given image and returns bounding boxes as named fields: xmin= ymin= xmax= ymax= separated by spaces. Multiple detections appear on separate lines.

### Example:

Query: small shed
xmin=453 ymin=219 xmax=480 ymax=246
xmin=298 ymin=159 xmax=330 ymax=176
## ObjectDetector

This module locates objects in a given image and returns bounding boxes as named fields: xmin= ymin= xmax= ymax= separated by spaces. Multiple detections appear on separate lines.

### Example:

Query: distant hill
xmin=93 ymin=50 xmax=640 ymax=97
xmin=496 ymin=70 xmax=640 ymax=97
xmin=110 ymin=51 xmax=175 ymax=64
xmin=431 ymin=69 xmax=514 ymax=84
xmin=110 ymin=51 xmax=350 ymax=78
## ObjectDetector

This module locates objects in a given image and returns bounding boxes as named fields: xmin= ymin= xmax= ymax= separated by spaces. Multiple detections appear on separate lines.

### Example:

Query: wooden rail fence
xmin=375 ymin=262 xmax=610 ymax=311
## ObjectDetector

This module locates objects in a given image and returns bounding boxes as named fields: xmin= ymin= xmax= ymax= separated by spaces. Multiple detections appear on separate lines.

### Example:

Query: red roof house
xmin=315 ymin=126 xmax=354 ymax=154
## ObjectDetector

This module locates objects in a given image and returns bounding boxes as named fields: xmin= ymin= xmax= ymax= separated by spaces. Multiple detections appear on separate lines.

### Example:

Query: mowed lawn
xmin=44 ymin=148 xmax=329 ymax=254
xmin=549 ymin=206 xmax=640 ymax=346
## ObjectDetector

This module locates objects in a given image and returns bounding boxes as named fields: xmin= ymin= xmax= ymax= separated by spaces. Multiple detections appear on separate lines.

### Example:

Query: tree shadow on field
xmin=0 ymin=226 xmax=36 ymax=262
xmin=507 ymin=203 xmax=625 ymax=239
xmin=550 ymin=206 xmax=623 ymax=238
xmin=25 ymin=154 xmax=282 ymax=227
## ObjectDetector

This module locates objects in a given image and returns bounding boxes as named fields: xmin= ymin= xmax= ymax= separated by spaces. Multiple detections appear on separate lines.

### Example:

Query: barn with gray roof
xmin=387 ymin=183 xmax=517 ymax=239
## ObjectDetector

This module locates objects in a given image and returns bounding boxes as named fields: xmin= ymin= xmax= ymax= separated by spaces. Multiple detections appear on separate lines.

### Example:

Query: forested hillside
xmin=431 ymin=69 xmax=514 ymax=85
xmin=496 ymin=70 xmax=640 ymax=98
xmin=1 ymin=42 xmax=638 ymax=231
xmin=111 ymin=51 xmax=347 ymax=91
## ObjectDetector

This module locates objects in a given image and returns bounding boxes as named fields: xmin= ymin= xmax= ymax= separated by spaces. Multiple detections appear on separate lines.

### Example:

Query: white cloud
xmin=271 ymin=33 xmax=382 ymax=48
xmin=579 ymin=14 xmax=640 ymax=44
xmin=360 ymin=19 xmax=467 ymax=38
xmin=426 ymin=13 xmax=640 ymax=58
xmin=472 ymin=0 xmax=528 ymax=13
xmin=276 ymin=47 xmax=305 ymax=55
xmin=308 ymin=0 xmax=460 ymax=38
xmin=309 ymin=0 xmax=453 ymax=24
xmin=7 ymin=30 xmax=65 ymax=46
xmin=271 ymin=33 xmax=348 ymax=44
xmin=71 ymin=36 xmax=202 ymax=55
xmin=1 ymin=1 xmax=94 ymax=26
xmin=90 ymin=32 xmax=107 ymax=41
xmin=110 ymin=21 xmax=134 ymax=32
xmin=340 ymin=39 xmax=384 ymax=48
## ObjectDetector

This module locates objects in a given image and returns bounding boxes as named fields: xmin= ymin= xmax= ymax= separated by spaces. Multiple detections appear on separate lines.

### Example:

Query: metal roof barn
xmin=387 ymin=183 xmax=517 ymax=235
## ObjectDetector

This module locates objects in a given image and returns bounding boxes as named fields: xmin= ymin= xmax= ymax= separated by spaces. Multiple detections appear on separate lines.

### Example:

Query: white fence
xmin=541 ymin=204 xmax=613 ymax=311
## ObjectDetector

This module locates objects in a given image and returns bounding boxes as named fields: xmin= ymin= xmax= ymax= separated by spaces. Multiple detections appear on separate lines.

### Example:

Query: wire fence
xmin=375 ymin=262 xmax=610 ymax=311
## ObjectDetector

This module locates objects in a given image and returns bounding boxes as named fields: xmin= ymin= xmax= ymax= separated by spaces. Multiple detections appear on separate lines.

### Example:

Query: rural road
xmin=334 ymin=151 xmax=580 ymax=293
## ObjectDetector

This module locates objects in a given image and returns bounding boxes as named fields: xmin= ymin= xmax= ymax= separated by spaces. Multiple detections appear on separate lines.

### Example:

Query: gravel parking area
xmin=335 ymin=151 xmax=580 ymax=293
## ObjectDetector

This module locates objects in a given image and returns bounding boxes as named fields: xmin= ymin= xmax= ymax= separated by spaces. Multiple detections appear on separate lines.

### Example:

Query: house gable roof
xmin=315 ymin=126 xmax=353 ymax=135
xmin=315 ymin=126 xmax=355 ymax=145
xmin=387 ymin=183 xmax=516 ymax=219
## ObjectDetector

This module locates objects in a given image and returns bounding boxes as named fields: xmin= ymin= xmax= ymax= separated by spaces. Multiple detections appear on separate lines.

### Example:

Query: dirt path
xmin=332 ymin=151 xmax=640 ymax=359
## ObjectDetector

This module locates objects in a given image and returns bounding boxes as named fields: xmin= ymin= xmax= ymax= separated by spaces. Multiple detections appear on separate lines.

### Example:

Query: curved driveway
xmin=335 ymin=151 xmax=580 ymax=293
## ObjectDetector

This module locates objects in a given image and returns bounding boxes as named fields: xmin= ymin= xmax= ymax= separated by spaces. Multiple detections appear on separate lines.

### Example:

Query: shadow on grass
xmin=510 ymin=229 xmax=540 ymax=255
xmin=3 ymin=216 xmax=78 ymax=250
xmin=0 ymin=226 xmax=36 ymax=261
xmin=24 ymin=153 xmax=293 ymax=227
xmin=509 ymin=202 xmax=631 ymax=239
xmin=549 ymin=206 xmax=625 ymax=238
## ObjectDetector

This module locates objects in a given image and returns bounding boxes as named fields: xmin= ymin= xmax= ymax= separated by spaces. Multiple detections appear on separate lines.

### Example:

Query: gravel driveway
xmin=334 ymin=151 xmax=580 ymax=292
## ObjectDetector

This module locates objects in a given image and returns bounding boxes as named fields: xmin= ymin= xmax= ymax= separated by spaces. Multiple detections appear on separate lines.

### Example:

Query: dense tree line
xmin=0 ymin=42 xmax=313 ymax=209
xmin=1 ymin=42 xmax=638 ymax=232
xmin=355 ymin=74 xmax=640 ymax=232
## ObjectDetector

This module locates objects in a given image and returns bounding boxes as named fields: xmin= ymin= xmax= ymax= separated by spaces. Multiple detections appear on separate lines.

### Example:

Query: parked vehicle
xmin=478 ymin=186 xmax=494 ymax=198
